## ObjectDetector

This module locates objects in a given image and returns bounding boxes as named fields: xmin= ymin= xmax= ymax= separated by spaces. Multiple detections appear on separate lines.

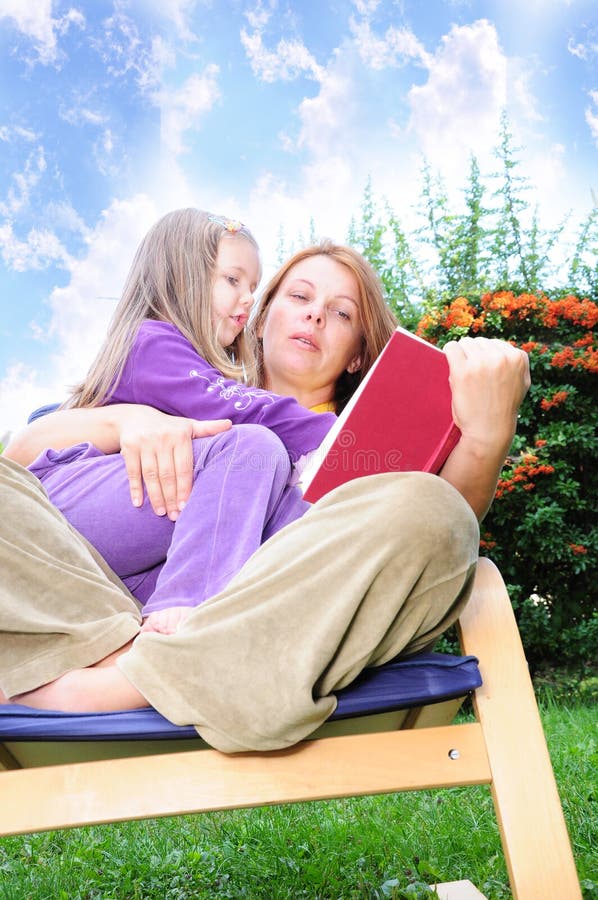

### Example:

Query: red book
xmin=301 ymin=326 xmax=461 ymax=503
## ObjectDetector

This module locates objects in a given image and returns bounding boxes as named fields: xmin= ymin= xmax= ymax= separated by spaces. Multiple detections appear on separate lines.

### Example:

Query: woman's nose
xmin=305 ymin=308 xmax=323 ymax=324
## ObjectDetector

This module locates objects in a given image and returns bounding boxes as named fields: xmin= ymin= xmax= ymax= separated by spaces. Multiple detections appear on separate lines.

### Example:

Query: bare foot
xmin=141 ymin=606 xmax=193 ymax=634
xmin=12 ymin=665 xmax=149 ymax=713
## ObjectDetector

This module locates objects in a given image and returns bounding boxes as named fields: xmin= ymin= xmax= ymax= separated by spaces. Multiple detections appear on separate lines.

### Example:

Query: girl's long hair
xmin=250 ymin=241 xmax=397 ymax=412
xmin=66 ymin=208 xmax=259 ymax=408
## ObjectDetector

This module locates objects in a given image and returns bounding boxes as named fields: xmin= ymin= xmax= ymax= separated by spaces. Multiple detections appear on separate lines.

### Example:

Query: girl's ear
xmin=346 ymin=354 xmax=362 ymax=374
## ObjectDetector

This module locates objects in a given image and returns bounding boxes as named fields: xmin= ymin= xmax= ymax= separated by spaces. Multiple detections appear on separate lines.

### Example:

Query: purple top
xmin=105 ymin=320 xmax=335 ymax=461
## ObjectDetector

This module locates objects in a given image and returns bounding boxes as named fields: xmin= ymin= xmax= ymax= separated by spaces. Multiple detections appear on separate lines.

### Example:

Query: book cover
xmin=301 ymin=326 xmax=461 ymax=503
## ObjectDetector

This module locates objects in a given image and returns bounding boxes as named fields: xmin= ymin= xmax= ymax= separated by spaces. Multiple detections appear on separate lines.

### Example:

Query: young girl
xmin=28 ymin=209 xmax=339 ymax=635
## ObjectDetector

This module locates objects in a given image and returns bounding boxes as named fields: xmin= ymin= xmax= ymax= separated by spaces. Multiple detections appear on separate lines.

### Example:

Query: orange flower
xmin=481 ymin=291 xmax=545 ymax=320
xmin=568 ymin=544 xmax=587 ymax=556
xmin=416 ymin=311 xmax=440 ymax=337
xmin=535 ymin=439 xmax=547 ymax=448
xmin=543 ymin=295 xmax=598 ymax=329
xmin=574 ymin=334 xmax=593 ymax=348
xmin=441 ymin=296 xmax=476 ymax=330
xmin=541 ymin=391 xmax=569 ymax=411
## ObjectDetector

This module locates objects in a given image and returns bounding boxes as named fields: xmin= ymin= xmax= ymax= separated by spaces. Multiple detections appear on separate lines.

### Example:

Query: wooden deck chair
xmin=0 ymin=559 xmax=581 ymax=899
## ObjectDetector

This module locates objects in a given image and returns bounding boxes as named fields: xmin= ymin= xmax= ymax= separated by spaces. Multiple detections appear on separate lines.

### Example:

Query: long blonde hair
xmin=66 ymin=208 xmax=259 ymax=408
xmin=250 ymin=241 xmax=397 ymax=412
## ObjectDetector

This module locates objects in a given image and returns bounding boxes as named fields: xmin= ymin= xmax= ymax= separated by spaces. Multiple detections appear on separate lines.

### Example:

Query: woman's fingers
xmin=119 ymin=411 xmax=232 ymax=518
xmin=444 ymin=338 xmax=530 ymax=447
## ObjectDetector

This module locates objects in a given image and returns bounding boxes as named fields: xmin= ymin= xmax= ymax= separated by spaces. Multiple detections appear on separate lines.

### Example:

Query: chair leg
xmin=457 ymin=559 xmax=581 ymax=900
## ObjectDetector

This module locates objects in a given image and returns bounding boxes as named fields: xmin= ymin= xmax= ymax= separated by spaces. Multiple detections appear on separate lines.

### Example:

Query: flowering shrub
xmin=417 ymin=290 xmax=597 ymax=669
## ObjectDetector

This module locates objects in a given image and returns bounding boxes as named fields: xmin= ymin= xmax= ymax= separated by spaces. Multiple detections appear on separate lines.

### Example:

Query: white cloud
xmin=59 ymin=103 xmax=109 ymax=127
xmin=567 ymin=37 xmax=588 ymax=60
xmin=0 ymin=362 xmax=50 ymax=435
xmin=45 ymin=195 xmax=158 ymax=377
xmin=118 ymin=0 xmax=199 ymax=42
xmin=241 ymin=28 xmax=324 ymax=82
xmin=0 ymin=0 xmax=84 ymax=65
xmin=0 ymin=146 xmax=47 ymax=217
xmin=244 ymin=0 xmax=276 ymax=31
xmin=567 ymin=35 xmax=598 ymax=61
xmin=352 ymin=0 xmax=382 ymax=14
xmin=585 ymin=90 xmax=598 ymax=147
xmin=94 ymin=9 xmax=161 ymax=89
xmin=0 ymin=221 xmax=71 ymax=272
xmin=349 ymin=18 xmax=431 ymax=69
xmin=407 ymin=20 xmax=508 ymax=173
xmin=154 ymin=67 xmax=221 ymax=156
xmin=295 ymin=64 xmax=356 ymax=157
xmin=0 ymin=124 xmax=39 ymax=142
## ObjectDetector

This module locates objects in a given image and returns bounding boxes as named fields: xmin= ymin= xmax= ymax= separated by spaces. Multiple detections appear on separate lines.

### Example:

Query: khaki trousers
xmin=0 ymin=456 xmax=479 ymax=752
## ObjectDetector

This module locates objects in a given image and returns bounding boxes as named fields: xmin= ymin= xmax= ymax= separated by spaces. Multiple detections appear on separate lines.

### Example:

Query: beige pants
xmin=0 ymin=456 xmax=479 ymax=752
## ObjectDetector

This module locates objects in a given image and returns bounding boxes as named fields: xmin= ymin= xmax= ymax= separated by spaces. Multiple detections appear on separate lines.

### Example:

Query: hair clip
xmin=208 ymin=215 xmax=245 ymax=233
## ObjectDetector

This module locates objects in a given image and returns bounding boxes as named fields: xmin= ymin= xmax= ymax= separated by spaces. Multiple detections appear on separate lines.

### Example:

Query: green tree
xmin=348 ymin=177 xmax=422 ymax=328
xmin=568 ymin=204 xmax=598 ymax=300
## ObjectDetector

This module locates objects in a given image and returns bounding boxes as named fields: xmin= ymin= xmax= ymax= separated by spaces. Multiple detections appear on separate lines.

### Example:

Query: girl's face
xmin=260 ymin=255 xmax=363 ymax=401
xmin=212 ymin=235 xmax=261 ymax=347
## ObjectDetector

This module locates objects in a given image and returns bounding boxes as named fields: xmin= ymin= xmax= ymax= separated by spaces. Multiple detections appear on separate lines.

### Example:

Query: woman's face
xmin=260 ymin=255 xmax=363 ymax=400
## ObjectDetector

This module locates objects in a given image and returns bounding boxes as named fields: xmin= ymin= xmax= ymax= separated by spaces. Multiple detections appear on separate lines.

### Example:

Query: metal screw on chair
xmin=448 ymin=748 xmax=460 ymax=760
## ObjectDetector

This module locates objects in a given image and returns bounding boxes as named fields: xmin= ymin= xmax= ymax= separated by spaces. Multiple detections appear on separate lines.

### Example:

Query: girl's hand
xmin=444 ymin=337 xmax=530 ymax=457
xmin=118 ymin=407 xmax=232 ymax=519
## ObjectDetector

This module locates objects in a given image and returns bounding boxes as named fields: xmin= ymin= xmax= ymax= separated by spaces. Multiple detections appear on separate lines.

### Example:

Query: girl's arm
xmin=439 ymin=338 xmax=531 ymax=521
xmin=4 ymin=405 xmax=231 ymax=519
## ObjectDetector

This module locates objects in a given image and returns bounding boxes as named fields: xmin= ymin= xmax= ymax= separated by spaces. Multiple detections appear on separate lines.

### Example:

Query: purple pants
xmin=31 ymin=425 xmax=310 ymax=614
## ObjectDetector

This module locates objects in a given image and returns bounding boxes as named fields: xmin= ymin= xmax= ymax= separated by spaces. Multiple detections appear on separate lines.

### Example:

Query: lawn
xmin=0 ymin=698 xmax=595 ymax=899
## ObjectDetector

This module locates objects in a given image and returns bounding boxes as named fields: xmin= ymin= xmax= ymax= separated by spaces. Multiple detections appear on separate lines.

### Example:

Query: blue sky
xmin=0 ymin=0 xmax=596 ymax=436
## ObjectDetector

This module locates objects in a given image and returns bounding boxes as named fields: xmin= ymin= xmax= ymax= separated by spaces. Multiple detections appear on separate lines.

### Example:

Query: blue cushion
xmin=0 ymin=652 xmax=480 ymax=742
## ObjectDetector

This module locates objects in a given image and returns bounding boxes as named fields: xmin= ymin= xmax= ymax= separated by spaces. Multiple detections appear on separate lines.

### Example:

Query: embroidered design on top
xmin=189 ymin=371 xmax=275 ymax=410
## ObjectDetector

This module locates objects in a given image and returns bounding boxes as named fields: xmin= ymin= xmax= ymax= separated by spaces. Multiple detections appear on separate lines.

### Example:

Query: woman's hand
xmin=440 ymin=338 xmax=530 ymax=521
xmin=444 ymin=337 xmax=530 ymax=456
xmin=117 ymin=407 xmax=232 ymax=519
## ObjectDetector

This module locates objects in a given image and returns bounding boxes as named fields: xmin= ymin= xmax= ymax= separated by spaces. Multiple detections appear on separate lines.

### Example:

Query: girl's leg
xmin=0 ymin=457 xmax=141 ymax=699
xmin=142 ymin=425 xmax=309 ymax=615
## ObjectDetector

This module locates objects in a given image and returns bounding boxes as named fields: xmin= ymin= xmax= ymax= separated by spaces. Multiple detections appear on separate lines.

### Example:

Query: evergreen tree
xmin=568 ymin=204 xmax=598 ymax=300
xmin=490 ymin=112 xmax=531 ymax=287
xmin=446 ymin=155 xmax=493 ymax=295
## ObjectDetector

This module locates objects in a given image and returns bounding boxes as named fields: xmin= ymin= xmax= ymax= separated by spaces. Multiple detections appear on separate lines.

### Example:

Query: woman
xmin=1 ymin=241 xmax=530 ymax=751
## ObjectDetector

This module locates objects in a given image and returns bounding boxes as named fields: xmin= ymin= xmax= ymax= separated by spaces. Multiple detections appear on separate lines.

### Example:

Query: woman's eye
xmin=226 ymin=275 xmax=239 ymax=286
xmin=291 ymin=293 xmax=308 ymax=302
xmin=335 ymin=308 xmax=351 ymax=321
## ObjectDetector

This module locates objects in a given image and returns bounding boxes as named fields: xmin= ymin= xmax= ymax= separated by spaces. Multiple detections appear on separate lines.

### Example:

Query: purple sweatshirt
xmin=104 ymin=320 xmax=335 ymax=461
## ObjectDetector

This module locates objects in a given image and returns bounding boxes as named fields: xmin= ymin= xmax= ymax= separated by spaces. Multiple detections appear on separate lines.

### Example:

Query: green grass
xmin=0 ymin=701 xmax=596 ymax=900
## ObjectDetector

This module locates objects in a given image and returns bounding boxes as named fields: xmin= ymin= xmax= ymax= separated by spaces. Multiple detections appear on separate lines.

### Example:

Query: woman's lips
xmin=290 ymin=332 xmax=319 ymax=351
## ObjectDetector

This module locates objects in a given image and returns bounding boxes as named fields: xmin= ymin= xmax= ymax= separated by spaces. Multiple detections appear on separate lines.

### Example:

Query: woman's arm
xmin=4 ymin=405 xmax=231 ymax=519
xmin=5 ymin=407 xmax=125 ymax=462
xmin=439 ymin=337 xmax=531 ymax=521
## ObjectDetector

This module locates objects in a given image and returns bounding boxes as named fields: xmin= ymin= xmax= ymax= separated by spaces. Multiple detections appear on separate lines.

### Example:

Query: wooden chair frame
xmin=0 ymin=560 xmax=581 ymax=899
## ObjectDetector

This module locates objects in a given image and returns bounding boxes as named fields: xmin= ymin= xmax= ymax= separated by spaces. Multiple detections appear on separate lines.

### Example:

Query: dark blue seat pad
xmin=0 ymin=653 xmax=481 ymax=742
